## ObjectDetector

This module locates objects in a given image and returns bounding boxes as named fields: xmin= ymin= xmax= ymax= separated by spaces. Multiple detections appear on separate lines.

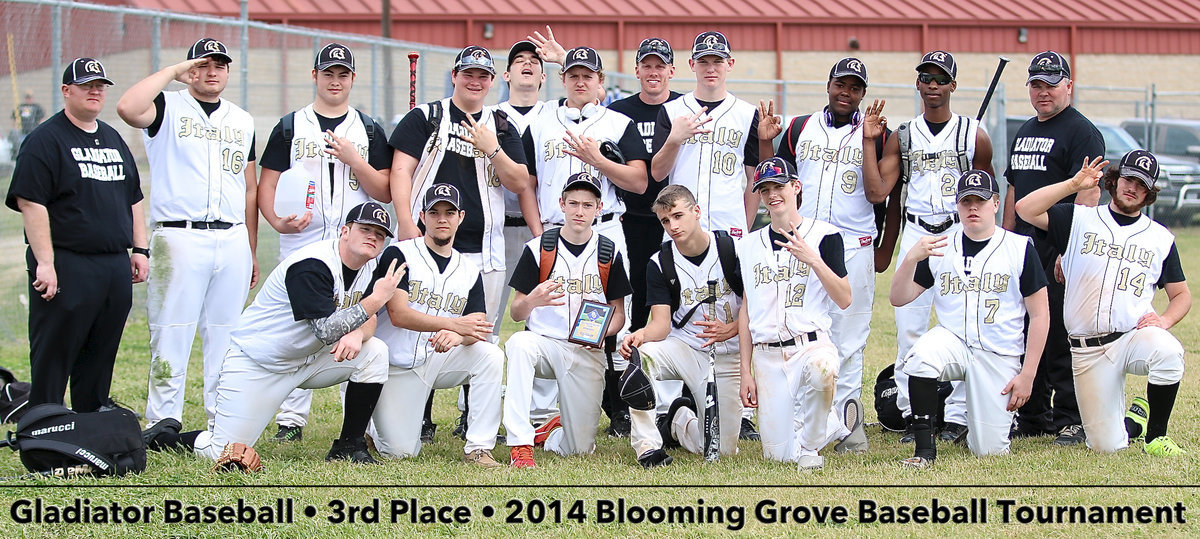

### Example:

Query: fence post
xmin=239 ymin=0 xmax=249 ymax=109
xmin=371 ymin=43 xmax=380 ymax=125
xmin=151 ymin=16 xmax=161 ymax=72
xmin=50 ymin=4 xmax=61 ymax=112
xmin=1149 ymin=83 xmax=1157 ymax=152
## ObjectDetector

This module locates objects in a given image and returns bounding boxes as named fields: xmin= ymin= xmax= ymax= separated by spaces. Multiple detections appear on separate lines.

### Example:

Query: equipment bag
xmin=1 ymin=403 xmax=145 ymax=476
xmin=0 ymin=367 xmax=30 ymax=424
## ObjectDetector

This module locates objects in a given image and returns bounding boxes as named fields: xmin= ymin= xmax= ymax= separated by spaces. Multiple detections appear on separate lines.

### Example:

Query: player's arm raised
xmin=890 ymin=234 xmax=945 ymax=307
xmin=510 ymin=279 xmax=565 ymax=322
xmin=325 ymin=129 xmax=391 ymax=203
xmin=651 ymin=107 xmax=711 ymax=182
xmin=116 ymin=59 xmax=205 ymax=128
xmin=863 ymin=99 xmax=897 ymax=203
xmin=775 ymin=226 xmax=851 ymax=309
xmin=1006 ymin=286 xmax=1048 ymax=411
xmin=1015 ymin=156 xmax=1108 ymax=230
xmin=309 ymin=260 xmax=405 ymax=345
xmin=562 ymin=130 xmax=648 ymax=194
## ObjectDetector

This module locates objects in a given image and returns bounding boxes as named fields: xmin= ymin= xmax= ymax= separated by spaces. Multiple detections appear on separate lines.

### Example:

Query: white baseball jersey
xmin=790 ymin=111 xmax=875 ymax=248
xmin=497 ymin=100 xmax=548 ymax=217
xmin=375 ymin=238 xmax=481 ymax=368
xmin=903 ymin=114 xmax=980 ymax=217
xmin=408 ymin=98 xmax=506 ymax=272
xmin=661 ymin=93 xmax=756 ymax=237
xmin=523 ymin=232 xmax=608 ymax=340
xmin=1062 ymin=206 xmax=1174 ymax=337
xmin=278 ymin=104 xmax=375 ymax=258
xmin=143 ymin=90 xmax=255 ymax=224
xmin=526 ymin=105 xmax=630 ymax=224
xmin=927 ymin=229 xmax=1032 ymax=357
xmin=648 ymin=231 xmax=742 ymax=355
xmin=738 ymin=217 xmax=841 ymax=343
xmin=231 ymin=238 xmax=378 ymax=369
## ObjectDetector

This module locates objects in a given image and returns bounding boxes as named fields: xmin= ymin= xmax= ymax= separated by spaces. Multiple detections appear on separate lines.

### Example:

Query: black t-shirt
xmin=520 ymin=114 xmax=651 ymax=179
xmin=1045 ymin=203 xmax=1186 ymax=287
xmin=147 ymin=92 xmax=256 ymax=161
xmin=914 ymin=235 xmax=1048 ymax=296
xmin=284 ymin=259 xmax=380 ymax=321
xmin=389 ymin=101 xmax=526 ymax=253
xmin=765 ymin=227 xmax=847 ymax=278
xmin=1005 ymin=106 xmax=1104 ymax=263
xmin=374 ymin=244 xmax=486 ymax=315
xmin=651 ymin=97 xmax=760 ymax=171
xmin=6 ymin=112 xmax=143 ymax=254
xmin=259 ymin=111 xmax=393 ymax=176
xmin=508 ymin=235 xmax=633 ymax=302
xmin=607 ymin=91 xmax=682 ymax=216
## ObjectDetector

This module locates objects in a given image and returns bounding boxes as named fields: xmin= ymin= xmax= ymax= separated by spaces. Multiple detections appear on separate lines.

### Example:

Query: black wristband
xmin=131 ymin=247 xmax=151 ymax=258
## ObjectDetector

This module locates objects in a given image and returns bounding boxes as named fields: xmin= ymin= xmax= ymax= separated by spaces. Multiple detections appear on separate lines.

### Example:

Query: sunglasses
xmin=457 ymin=55 xmax=494 ymax=69
xmin=1028 ymin=63 xmax=1065 ymax=75
xmin=693 ymin=41 xmax=730 ymax=55
xmin=917 ymin=72 xmax=954 ymax=85
xmin=755 ymin=162 xmax=790 ymax=181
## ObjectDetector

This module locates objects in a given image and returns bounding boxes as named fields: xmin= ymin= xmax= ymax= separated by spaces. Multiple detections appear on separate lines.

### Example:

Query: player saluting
xmin=891 ymin=170 xmax=1048 ymax=468
xmin=503 ymin=173 xmax=633 ymax=468
xmin=1016 ymin=151 xmax=1190 ymax=456
xmin=142 ymin=202 xmax=404 ymax=470
xmin=737 ymin=157 xmax=851 ymax=471
xmin=370 ymin=184 xmax=505 ymax=467
xmin=620 ymin=185 xmax=744 ymax=468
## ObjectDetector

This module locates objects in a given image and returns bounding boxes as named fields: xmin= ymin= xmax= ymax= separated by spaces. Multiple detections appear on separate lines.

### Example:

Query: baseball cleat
xmin=325 ymin=437 xmax=379 ymax=465
xmin=834 ymin=398 xmax=868 ymax=453
xmin=606 ymin=409 xmax=631 ymax=438
xmin=451 ymin=411 xmax=468 ymax=441
xmin=420 ymin=421 xmax=437 ymax=444
xmin=463 ymin=449 xmax=504 ymax=468
xmin=797 ymin=454 xmax=824 ymax=472
xmin=739 ymin=417 xmax=761 ymax=441
xmin=1126 ymin=397 xmax=1149 ymax=442
xmin=510 ymin=445 xmax=537 ymax=468
xmin=1143 ymin=436 xmax=1185 ymax=456
xmin=533 ymin=415 xmax=562 ymax=447
xmin=1052 ymin=424 xmax=1086 ymax=446
xmin=142 ymin=418 xmax=182 ymax=451
xmin=900 ymin=420 xmax=916 ymax=444
xmin=938 ymin=422 xmax=968 ymax=443
xmin=899 ymin=456 xmax=934 ymax=469
xmin=637 ymin=449 xmax=673 ymax=469
xmin=273 ymin=424 xmax=302 ymax=443
xmin=660 ymin=397 xmax=695 ymax=449
xmin=1010 ymin=423 xmax=1052 ymax=439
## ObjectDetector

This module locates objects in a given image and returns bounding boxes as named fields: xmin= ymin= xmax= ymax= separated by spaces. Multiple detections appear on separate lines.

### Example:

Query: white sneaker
xmin=797 ymin=454 xmax=824 ymax=471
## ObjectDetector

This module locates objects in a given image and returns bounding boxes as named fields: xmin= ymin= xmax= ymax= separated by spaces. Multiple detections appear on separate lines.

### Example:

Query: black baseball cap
xmin=618 ymin=346 xmax=656 ymax=411
xmin=917 ymin=50 xmax=957 ymax=80
xmin=454 ymin=46 xmax=496 ymax=75
xmin=423 ymin=183 xmax=463 ymax=211
xmin=563 ymin=47 xmax=603 ymax=72
xmin=315 ymin=43 xmax=355 ymax=72
xmin=62 ymin=57 xmax=114 ymax=86
xmin=188 ymin=38 xmax=233 ymax=64
xmin=691 ymin=31 xmax=731 ymax=60
xmin=563 ymin=171 xmax=603 ymax=197
xmin=1027 ymin=51 xmax=1071 ymax=85
xmin=636 ymin=37 xmax=673 ymax=64
xmin=344 ymin=201 xmax=394 ymax=237
xmin=956 ymin=169 xmax=999 ymax=202
xmin=752 ymin=157 xmax=798 ymax=190
xmin=829 ymin=57 xmax=868 ymax=86
xmin=507 ymin=40 xmax=540 ymax=70
xmin=1119 ymin=149 xmax=1160 ymax=189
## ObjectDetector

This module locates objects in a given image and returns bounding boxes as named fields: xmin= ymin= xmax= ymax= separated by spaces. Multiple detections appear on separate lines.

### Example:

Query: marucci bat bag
xmin=1 ymin=403 xmax=145 ymax=476
xmin=0 ymin=367 xmax=31 ymax=424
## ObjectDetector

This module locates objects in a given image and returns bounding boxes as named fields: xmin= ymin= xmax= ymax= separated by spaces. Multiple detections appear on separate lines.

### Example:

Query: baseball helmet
xmin=618 ymin=346 xmax=656 ymax=411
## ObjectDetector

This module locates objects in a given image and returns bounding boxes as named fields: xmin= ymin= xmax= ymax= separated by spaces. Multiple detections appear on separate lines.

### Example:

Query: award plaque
xmin=568 ymin=300 xmax=614 ymax=347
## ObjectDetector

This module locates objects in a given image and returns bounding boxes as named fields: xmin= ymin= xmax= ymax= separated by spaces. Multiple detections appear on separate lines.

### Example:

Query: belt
xmin=546 ymin=213 xmax=618 ymax=227
xmin=905 ymin=212 xmax=960 ymax=234
xmin=159 ymin=220 xmax=234 ymax=230
xmin=1069 ymin=332 xmax=1125 ymax=348
xmin=760 ymin=331 xmax=818 ymax=348
xmin=504 ymin=216 xmax=527 ymax=227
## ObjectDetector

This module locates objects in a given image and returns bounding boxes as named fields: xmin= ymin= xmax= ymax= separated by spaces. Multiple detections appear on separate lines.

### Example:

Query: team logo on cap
xmin=472 ymin=49 xmax=487 ymax=61
xmin=573 ymin=48 xmax=592 ymax=61
xmin=330 ymin=47 xmax=346 ymax=60
xmin=204 ymin=40 xmax=222 ymax=52
xmin=84 ymin=60 xmax=102 ymax=73
xmin=702 ymin=35 xmax=720 ymax=48
xmin=434 ymin=184 xmax=454 ymax=197
xmin=1135 ymin=155 xmax=1154 ymax=170
xmin=372 ymin=206 xmax=389 ymax=222
xmin=964 ymin=172 xmax=984 ymax=186
xmin=648 ymin=39 xmax=663 ymax=48
xmin=1037 ymin=56 xmax=1054 ymax=67
xmin=575 ymin=172 xmax=595 ymax=182
xmin=846 ymin=59 xmax=863 ymax=72
xmin=929 ymin=52 xmax=947 ymax=62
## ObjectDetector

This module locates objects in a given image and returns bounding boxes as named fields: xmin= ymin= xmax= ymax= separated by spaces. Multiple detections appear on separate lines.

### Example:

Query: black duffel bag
xmin=1 ymin=403 xmax=145 ymax=476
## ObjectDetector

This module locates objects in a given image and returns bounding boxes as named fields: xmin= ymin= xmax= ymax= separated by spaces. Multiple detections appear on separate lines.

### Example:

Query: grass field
xmin=0 ymin=206 xmax=1197 ymax=536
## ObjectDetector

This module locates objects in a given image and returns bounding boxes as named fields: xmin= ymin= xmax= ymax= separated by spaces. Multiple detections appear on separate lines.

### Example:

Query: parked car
xmin=1120 ymin=118 xmax=1200 ymax=164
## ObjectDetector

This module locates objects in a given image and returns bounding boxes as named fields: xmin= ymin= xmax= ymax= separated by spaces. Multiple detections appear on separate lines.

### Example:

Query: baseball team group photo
xmin=0 ymin=13 xmax=1197 ymax=534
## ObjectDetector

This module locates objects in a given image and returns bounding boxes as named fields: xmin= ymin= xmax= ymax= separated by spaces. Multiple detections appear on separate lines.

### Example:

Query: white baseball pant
xmin=495 ymin=224 xmax=561 ymax=423
xmin=830 ymin=243 xmax=874 ymax=416
xmin=191 ymin=338 xmax=389 ymax=461
xmin=503 ymin=331 xmax=605 ymax=455
xmin=893 ymin=219 xmax=967 ymax=425
xmin=753 ymin=335 xmax=839 ymax=462
xmin=369 ymin=342 xmax=504 ymax=458
xmin=146 ymin=225 xmax=252 ymax=429
xmin=1072 ymin=328 xmax=1185 ymax=453
xmin=901 ymin=326 xmax=1020 ymax=456
xmin=628 ymin=337 xmax=742 ymax=457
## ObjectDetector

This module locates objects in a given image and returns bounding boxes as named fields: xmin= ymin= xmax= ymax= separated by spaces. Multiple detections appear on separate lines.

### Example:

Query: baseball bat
xmin=408 ymin=51 xmax=419 ymax=110
xmin=702 ymin=280 xmax=720 ymax=462
xmin=976 ymin=56 xmax=1010 ymax=121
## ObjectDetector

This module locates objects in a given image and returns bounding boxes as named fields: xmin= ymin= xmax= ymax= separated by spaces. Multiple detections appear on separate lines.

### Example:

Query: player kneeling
xmin=1016 ymin=151 xmax=1189 ymax=456
xmin=503 ymin=173 xmax=632 ymax=468
xmin=370 ymin=185 xmax=505 ymax=467
xmin=737 ymin=158 xmax=852 ymax=472
xmin=141 ymin=203 xmax=403 ymax=471
xmin=619 ymin=185 xmax=745 ymax=468
xmin=891 ymin=171 xmax=1049 ymax=468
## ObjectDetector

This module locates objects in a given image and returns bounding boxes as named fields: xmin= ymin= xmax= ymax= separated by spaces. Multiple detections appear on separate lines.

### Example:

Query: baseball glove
xmin=213 ymin=442 xmax=262 ymax=473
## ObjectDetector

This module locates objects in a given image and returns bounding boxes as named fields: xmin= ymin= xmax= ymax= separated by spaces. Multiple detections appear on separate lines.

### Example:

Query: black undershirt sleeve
xmin=644 ymin=258 xmax=672 ymax=307
xmin=818 ymin=233 xmax=847 ymax=278
xmin=465 ymin=276 xmax=486 ymax=315
xmin=147 ymin=93 xmax=166 ymax=138
xmin=259 ymin=121 xmax=289 ymax=172
xmin=521 ymin=130 xmax=538 ymax=177
xmin=286 ymin=259 xmax=337 ymax=321
xmin=914 ymin=259 xmax=935 ymax=290
xmin=1045 ymin=203 xmax=1075 ymax=253
xmin=1020 ymin=242 xmax=1050 ymax=297
xmin=651 ymin=107 xmax=671 ymax=154
xmin=744 ymin=110 xmax=760 ymax=166
xmin=509 ymin=247 xmax=541 ymax=295
xmin=1158 ymin=245 xmax=1186 ymax=287
xmin=372 ymin=246 xmax=410 ymax=292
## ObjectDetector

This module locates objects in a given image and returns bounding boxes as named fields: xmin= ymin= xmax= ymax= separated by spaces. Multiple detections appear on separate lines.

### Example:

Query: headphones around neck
xmin=823 ymin=106 xmax=862 ymax=128
xmin=563 ymin=103 xmax=601 ymax=122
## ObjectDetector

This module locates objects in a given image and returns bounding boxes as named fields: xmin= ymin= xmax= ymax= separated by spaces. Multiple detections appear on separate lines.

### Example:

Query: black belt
xmin=547 ymin=213 xmax=618 ymax=227
xmin=905 ymin=212 xmax=960 ymax=234
xmin=504 ymin=216 xmax=527 ymax=227
xmin=159 ymin=220 xmax=234 ymax=230
xmin=763 ymin=332 xmax=818 ymax=348
xmin=1070 ymin=332 xmax=1125 ymax=348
